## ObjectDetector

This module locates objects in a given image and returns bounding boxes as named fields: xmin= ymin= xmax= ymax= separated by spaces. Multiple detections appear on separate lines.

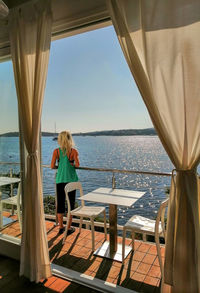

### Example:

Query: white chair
xmin=62 ymin=182 xmax=107 ymax=251
xmin=0 ymin=182 xmax=22 ymax=231
xmin=122 ymin=198 xmax=169 ymax=279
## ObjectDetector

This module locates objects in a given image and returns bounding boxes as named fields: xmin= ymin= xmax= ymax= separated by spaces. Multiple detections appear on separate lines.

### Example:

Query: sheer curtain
xmin=107 ymin=1 xmax=200 ymax=292
xmin=9 ymin=0 xmax=52 ymax=282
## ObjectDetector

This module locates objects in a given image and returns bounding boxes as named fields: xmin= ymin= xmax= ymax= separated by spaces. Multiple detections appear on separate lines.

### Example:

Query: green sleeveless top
xmin=56 ymin=148 xmax=79 ymax=184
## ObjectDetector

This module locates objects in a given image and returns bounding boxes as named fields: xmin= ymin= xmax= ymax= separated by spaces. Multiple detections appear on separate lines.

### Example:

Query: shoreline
xmin=0 ymin=128 xmax=157 ymax=137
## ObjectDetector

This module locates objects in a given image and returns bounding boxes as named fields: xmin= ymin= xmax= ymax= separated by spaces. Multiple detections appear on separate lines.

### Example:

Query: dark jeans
xmin=56 ymin=182 xmax=76 ymax=214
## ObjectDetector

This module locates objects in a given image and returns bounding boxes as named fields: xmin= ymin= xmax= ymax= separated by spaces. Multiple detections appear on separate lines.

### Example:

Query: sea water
xmin=1 ymin=135 xmax=196 ymax=226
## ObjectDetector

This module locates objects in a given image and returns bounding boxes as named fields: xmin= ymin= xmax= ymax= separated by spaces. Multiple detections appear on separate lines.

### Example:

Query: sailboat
xmin=52 ymin=123 xmax=58 ymax=141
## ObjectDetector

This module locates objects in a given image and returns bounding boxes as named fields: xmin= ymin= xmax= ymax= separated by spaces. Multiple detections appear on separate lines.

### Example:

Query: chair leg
xmin=90 ymin=218 xmax=95 ymax=251
xmin=17 ymin=204 xmax=22 ymax=231
xmin=62 ymin=214 xmax=71 ymax=244
xmin=131 ymin=231 xmax=135 ymax=251
xmin=103 ymin=210 xmax=107 ymax=240
xmin=155 ymin=233 xmax=164 ymax=279
xmin=79 ymin=217 xmax=83 ymax=234
xmin=122 ymin=227 xmax=126 ymax=264
xmin=160 ymin=277 xmax=165 ymax=293
xmin=62 ymin=225 xmax=69 ymax=244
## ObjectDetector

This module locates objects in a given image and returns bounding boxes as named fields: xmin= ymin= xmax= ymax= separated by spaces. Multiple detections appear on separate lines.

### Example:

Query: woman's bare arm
xmin=73 ymin=149 xmax=80 ymax=168
xmin=51 ymin=149 xmax=59 ymax=169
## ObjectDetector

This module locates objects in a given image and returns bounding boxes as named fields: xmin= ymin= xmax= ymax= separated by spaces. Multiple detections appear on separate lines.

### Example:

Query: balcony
xmin=1 ymin=211 xmax=165 ymax=293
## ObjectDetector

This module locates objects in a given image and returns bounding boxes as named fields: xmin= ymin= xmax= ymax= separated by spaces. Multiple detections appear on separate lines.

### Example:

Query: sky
xmin=0 ymin=25 xmax=152 ymax=134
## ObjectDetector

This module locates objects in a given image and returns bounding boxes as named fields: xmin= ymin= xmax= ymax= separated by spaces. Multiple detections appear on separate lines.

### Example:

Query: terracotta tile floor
xmin=1 ymin=213 xmax=166 ymax=293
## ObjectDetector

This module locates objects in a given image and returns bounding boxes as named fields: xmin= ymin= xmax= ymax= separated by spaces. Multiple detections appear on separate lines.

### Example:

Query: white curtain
xmin=9 ymin=0 xmax=52 ymax=282
xmin=107 ymin=1 xmax=200 ymax=292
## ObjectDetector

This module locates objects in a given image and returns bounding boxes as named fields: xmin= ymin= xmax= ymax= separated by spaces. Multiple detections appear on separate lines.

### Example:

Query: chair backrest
xmin=155 ymin=198 xmax=168 ymax=238
xmin=17 ymin=182 xmax=21 ymax=207
xmin=64 ymin=182 xmax=84 ymax=213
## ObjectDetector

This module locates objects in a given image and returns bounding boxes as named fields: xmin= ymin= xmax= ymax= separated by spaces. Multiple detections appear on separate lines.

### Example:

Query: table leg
xmin=93 ymin=202 xmax=132 ymax=262
xmin=109 ymin=204 xmax=117 ymax=256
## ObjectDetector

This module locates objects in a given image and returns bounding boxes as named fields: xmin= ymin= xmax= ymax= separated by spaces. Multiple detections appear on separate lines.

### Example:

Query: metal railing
xmin=1 ymin=161 xmax=172 ymax=190
xmin=0 ymin=161 xmax=171 ymax=236
xmin=78 ymin=166 xmax=171 ymax=189
xmin=43 ymin=164 xmax=172 ymax=189
xmin=1 ymin=161 xmax=172 ymax=175
xmin=0 ymin=162 xmax=20 ymax=166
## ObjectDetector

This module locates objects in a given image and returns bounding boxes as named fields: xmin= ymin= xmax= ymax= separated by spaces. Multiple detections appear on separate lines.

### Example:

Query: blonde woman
xmin=51 ymin=131 xmax=80 ymax=234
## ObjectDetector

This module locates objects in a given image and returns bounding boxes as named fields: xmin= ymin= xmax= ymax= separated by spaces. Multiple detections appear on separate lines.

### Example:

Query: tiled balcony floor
xmin=1 ymin=213 xmax=166 ymax=293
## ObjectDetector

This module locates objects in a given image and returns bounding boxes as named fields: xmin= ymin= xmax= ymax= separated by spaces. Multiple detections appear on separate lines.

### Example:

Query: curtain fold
xmin=9 ymin=0 xmax=52 ymax=282
xmin=107 ymin=1 xmax=200 ymax=292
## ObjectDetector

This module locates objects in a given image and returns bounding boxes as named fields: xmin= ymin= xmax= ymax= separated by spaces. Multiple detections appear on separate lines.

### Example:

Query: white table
xmin=78 ymin=187 xmax=145 ymax=262
xmin=0 ymin=176 xmax=21 ymax=228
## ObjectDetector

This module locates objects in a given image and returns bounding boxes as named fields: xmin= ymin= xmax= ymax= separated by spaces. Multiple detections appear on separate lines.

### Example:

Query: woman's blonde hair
xmin=58 ymin=131 xmax=74 ymax=155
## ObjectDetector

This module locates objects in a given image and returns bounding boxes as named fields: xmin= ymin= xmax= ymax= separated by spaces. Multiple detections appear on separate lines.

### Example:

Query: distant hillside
xmin=0 ymin=128 xmax=157 ymax=137
xmin=0 ymin=132 xmax=56 ymax=137
xmin=73 ymin=128 xmax=157 ymax=136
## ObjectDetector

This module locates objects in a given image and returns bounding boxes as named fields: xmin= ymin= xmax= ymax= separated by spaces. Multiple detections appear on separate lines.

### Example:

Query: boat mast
xmin=54 ymin=122 xmax=56 ymax=137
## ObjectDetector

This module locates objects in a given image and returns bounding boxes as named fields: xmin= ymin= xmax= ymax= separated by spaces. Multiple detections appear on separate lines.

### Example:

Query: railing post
xmin=112 ymin=172 xmax=116 ymax=189
xmin=10 ymin=168 xmax=14 ymax=215
xmin=143 ymin=233 xmax=147 ymax=242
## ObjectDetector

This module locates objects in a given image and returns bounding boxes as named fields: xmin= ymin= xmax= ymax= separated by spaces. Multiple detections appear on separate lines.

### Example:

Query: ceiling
xmin=0 ymin=0 xmax=111 ymax=61
xmin=3 ymin=0 xmax=31 ymax=8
